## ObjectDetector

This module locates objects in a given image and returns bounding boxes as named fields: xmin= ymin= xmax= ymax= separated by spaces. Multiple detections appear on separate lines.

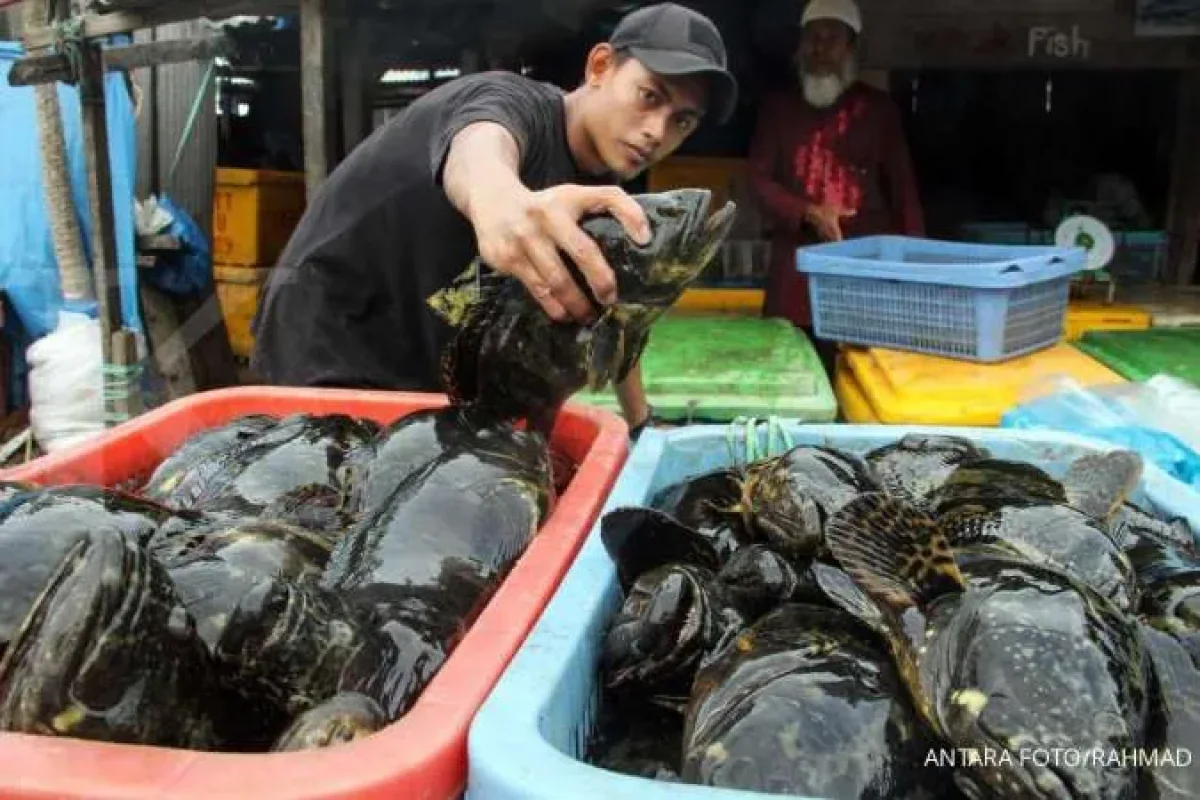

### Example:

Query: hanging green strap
xmin=167 ymin=59 xmax=217 ymax=188
xmin=726 ymin=416 xmax=795 ymax=468
xmin=101 ymin=363 xmax=144 ymax=426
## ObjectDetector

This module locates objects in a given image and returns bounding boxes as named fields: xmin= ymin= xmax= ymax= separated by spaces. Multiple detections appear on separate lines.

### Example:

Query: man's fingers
xmin=545 ymin=209 xmax=618 ymax=305
xmin=520 ymin=234 xmax=596 ymax=322
xmin=575 ymin=186 xmax=651 ymax=245
xmin=492 ymin=247 xmax=571 ymax=321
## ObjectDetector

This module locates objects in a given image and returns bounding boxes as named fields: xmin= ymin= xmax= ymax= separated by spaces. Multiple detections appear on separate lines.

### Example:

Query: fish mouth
xmin=678 ymin=188 xmax=736 ymax=244
xmin=701 ymin=199 xmax=737 ymax=247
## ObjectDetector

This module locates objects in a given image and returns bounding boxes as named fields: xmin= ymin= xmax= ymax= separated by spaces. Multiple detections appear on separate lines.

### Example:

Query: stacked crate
xmin=211 ymin=168 xmax=306 ymax=358
xmin=646 ymin=156 xmax=769 ymax=288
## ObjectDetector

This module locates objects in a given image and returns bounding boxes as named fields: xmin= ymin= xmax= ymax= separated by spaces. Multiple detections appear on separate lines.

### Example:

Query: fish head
xmin=600 ymin=507 xmax=721 ymax=592
xmin=601 ymin=563 xmax=718 ymax=694
xmin=579 ymin=188 xmax=736 ymax=307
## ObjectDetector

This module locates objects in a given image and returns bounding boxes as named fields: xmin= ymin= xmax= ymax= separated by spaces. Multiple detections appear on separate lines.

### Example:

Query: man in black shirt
xmin=250 ymin=3 xmax=737 ymax=436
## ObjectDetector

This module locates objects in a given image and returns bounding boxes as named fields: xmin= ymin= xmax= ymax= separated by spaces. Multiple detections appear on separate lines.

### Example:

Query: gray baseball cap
xmin=609 ymin=3 xmax=739 ymax=124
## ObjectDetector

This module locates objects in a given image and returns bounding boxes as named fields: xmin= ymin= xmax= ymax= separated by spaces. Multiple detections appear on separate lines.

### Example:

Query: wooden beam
xmin=21 ymin=1 xmax=298 ymax=49
xmin=301 ymin=0 xmax=329 ymax=197
xmin=6 ymin=34 xmax=233 ymax=87
xmin=22 ymin=12 xmax=149 ymax=50
xmin=78 ymin=40 xmax=134 ymax=423
xmin=1166 ymin=68 xmax=1200 ymax=286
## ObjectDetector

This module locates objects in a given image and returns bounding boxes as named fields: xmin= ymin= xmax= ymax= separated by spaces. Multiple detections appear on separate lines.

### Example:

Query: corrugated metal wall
xmin=132 ymin=21 xmax=218 ymax=236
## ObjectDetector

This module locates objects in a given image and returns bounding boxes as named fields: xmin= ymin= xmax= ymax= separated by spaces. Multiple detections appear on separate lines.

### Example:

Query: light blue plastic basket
xmin=795 ymin=235 xmax=1087 ymax=362
xmin=466 ymin=422 xmax=1200 ymax=800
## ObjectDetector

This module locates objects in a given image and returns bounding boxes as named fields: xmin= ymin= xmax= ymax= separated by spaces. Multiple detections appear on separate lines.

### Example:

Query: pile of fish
xmin=0 ymin=407 xmax=557 ymax=752
xmin=588 ymin=434 xmax=1200 ymax=799
xmin=0 ymin=186 xmax=739 ymax=755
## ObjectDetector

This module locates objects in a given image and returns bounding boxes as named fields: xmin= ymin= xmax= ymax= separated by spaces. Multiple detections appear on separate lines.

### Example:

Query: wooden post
xmin=78 ymin=40 xmax=129 ymax=423
xmin=78 ymin=40 xmax=145 ymax=422
xmin=340 ymin=18 xmax=369 ymax=160
xmin=301 ymin=0 xmax=329 ymax=197
xmin=1166 ymin=68 xmax=1200 ymax=286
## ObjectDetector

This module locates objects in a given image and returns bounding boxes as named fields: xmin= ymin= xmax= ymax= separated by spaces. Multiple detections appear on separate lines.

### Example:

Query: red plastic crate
xmin=0 ymin=387 xmax=629 ymax=800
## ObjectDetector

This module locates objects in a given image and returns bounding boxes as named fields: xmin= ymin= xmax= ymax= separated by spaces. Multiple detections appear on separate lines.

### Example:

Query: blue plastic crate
xmin=795 ymin=235 xmax=1087 ymax=362
xmin=959 ymin=221 xmax=1053 ymax=246
xmin=1109 ymin=231 xmax=1168 ymax=285
xmin=466 ymin=423 xmax=1200 ymax=800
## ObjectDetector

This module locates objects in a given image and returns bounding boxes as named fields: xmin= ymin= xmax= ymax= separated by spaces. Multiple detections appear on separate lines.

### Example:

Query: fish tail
xmin=825 ymin=492 xmax=966 ymax=611
xmin=1062 ymin=449 xmax=1144 ymax=523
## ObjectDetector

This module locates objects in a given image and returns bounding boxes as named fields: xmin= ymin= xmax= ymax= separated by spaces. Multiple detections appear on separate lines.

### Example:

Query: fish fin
xmin=810 ymin=562 xmax=888 ymax=635
xmin=585 ymin=312 xmax=625 ymax=391
xmin=427 ymin=259 xmax=486 ymax=328
xmin=440 ymin=275 xmax=506 ymax=403
xmin=647 ymin=694 xmax=690 ymax=715
xmin=614 ymin=325 xmax=651 ymax=386
xmin=1062 ymin=450 xmax=1144 ymax=523
xmin=825 ymin=492 xmax=966 ymax=611
xmin=1140 ymin=622 xmax=1200 ymax=706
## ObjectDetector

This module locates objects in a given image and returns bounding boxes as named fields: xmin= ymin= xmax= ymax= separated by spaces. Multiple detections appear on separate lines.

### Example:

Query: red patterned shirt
xmin=749 ymin=82 xmax=924 ymax=326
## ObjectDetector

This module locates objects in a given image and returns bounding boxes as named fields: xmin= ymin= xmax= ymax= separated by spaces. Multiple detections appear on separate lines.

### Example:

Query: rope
xmin=725 ymin=416 xmax=795 ymax=468
xmin=51 ymin=17 xmax=86 ymax=85
xmin=101 ymin=363 xmax=144 ymax=426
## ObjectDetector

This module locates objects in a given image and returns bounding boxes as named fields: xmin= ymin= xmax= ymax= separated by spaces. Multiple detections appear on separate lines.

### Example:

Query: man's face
xmin=799 ymin=19 xmax=852 ymax=76
xmin=584 ymin=47 xmax=708 ymax=181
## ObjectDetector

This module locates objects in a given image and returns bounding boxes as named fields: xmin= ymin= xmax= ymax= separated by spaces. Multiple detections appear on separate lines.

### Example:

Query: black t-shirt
xmin=250 ymin=71 xmax=604 ymax=391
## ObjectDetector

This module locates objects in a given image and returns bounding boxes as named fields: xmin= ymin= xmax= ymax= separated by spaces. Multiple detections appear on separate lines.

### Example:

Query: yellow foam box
xmin=214 ymin=264 xmax=272 ymax=358
xmin=1063 ymin=301 xmax=1151 ymax=342
xmin=834 ymin=343 xmax=1125 ymax=427
xmin=213 ymin=168 xmax=306 ymax=267
xmin=674 ymin=288 xmax=764 ymax=314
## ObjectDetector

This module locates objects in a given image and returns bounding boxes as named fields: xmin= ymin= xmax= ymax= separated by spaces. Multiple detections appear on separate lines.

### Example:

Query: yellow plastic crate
xmin=674 ymin=288 xmax=764 ymax=314
xmin=213 ymin=168 xmax=306 ymax=267
xmin=835 ymin=343 xmax=1125 ymax=427
xmin=1063 ymin=301 xmax=1151 ymax=341
xmin=833 ymin=353 xmax=878 ymax=423
xmin=214 ymin=264 xmax=272 ymax=358
xmin=647 ymin=156 xmax=744 ymax=210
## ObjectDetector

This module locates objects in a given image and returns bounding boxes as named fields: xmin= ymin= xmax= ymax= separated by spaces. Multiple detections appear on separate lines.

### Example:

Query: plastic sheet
xmin=1002 ymin=375 xmax=1200 ymax=489
xmin=136 ymin=194 xmax=213 ymax=297
xmin=26 ymin=310 xmax=105 ymax=453
xmin=0 ymin=41 xmax=142 ymax=340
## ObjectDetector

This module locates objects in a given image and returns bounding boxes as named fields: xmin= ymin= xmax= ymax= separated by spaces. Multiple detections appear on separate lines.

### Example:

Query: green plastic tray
xmin=570 ymin=315 xmax=837 ymax=423
xmin=1074 ymin=328 xmax=1200 ymax=384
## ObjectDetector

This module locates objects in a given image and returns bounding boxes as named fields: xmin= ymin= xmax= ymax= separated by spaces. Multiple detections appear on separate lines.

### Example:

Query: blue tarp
xmin=0 ymin=41 xmax=142 ymax=341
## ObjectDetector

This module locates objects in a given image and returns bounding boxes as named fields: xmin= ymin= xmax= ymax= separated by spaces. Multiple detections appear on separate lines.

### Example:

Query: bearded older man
xmin=749 ymin=0 xmax=924 ymax=370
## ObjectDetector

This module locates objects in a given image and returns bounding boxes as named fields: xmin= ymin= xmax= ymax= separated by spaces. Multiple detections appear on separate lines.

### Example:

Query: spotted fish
xmin=825 ymin=492 xmax=1151 ymax=800
xmin=680 ymin=602 xmax=942 ymax=798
